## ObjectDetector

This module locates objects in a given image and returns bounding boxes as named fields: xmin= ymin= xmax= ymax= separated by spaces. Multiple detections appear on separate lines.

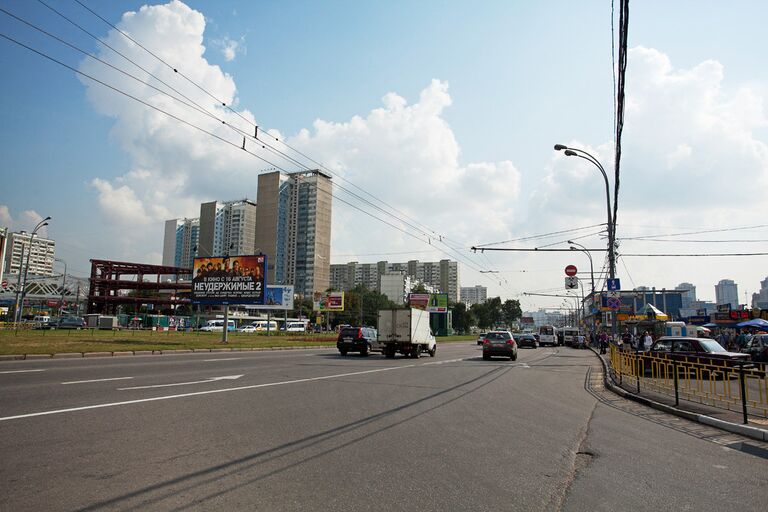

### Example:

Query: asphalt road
xmin=0 ymin=343 xmax=766 ymax=511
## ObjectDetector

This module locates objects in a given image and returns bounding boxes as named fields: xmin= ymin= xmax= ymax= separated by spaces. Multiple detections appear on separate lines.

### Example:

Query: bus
xmin=538 ymin=325 xmax=557 ymax=346
xmin=200 ymin=319 xmax=236 ymax=332
xmin=558 ymin=327 xmax=581 ymax=347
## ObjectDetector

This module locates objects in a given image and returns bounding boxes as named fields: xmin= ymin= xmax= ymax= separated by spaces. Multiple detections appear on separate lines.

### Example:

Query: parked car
xmin=32 ymin=315 xmax=52 ymax=329
xmin=572 ymin=335 xmax=587 ymax=349
xmin=51 ymin=316 xmax=86 ymax=329
xmin=238 ymin=325 xmax=258 ymax=333
xmin=647 ymin=337 xmax=751 ymax=365
xmin=482 ymin=331 xmax=518 ymax=361
xmin=337 ymin=326 xmax=379 ymax=356
xmin=742 ymin=334 xmax=768 ymax=363
xmin=515 ymin=333 xmax=538 ymax=349
xmin=476 ymin=332 xmax=487 ymax=346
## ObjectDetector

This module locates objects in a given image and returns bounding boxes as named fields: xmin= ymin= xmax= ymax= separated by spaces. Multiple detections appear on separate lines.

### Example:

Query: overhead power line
xmin=0 ymin=22 xmax=516 ymax=295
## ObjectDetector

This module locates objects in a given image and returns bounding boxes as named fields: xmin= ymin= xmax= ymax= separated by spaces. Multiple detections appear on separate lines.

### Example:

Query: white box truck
xmin=377 ymin=308 xmax=437 ymax=359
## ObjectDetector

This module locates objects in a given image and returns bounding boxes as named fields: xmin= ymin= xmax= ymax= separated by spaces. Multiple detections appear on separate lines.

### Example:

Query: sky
xmin=1 ymin=0 xmax=766 ymax=311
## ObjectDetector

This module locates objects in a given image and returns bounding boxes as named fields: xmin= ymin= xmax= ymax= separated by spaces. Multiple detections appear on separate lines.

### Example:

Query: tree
xmin=502 ymin=299 xmax=523 ymax=326
xmin=451 ymin=302 xmax=475 ymax=334
xmin=411 ymin=283 xmax=429 ymax=293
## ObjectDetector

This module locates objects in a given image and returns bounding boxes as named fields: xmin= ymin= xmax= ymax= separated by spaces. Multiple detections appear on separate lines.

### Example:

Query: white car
xmin=284 ymin=322 xmax=307 ymax=332
xmin=238 ymin=325 xmax=257 ymax=333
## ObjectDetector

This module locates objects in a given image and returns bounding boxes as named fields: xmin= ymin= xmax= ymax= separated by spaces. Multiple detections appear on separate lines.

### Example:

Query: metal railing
xmin=609 ymin=344 xmax=768 ymax=423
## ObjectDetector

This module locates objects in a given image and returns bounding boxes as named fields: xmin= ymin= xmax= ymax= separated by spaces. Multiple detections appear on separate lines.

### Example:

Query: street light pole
xmin=55 ymin=257 xmax=67 ymax=315
xmin=555 ymin=144 xmax=617 ymax=338
xmin=568 ymin=241 xmax=595 ymax=297
xmin=16 ymin=217 xmax=51 ymax=323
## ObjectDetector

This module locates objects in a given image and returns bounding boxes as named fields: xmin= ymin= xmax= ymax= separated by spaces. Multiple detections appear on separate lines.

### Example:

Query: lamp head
xmin=564 ymin=149 xmax=578 ymax=157
xmin=554 ymin=144 xmax=567 ymax=151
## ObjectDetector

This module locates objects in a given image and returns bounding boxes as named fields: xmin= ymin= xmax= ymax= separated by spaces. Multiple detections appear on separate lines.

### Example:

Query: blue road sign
xmin=607 ymin=278 xmax=621 ymax=291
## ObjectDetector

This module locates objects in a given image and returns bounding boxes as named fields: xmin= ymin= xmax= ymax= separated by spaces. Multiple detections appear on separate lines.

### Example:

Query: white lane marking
xmin=118 ymin=375 xmax=244 ymax=390
xmin=421 ymin=358 xmax=465 ymax=366
xmin=0 ymin=364 xmax=415 ymax=422
xmin=0 ymin=369 xmax=46 ymax=374
xmin=203 ymin=358 xmax=244 ymax=362
xmin=62 ymin=377 xmax=134 ymax=385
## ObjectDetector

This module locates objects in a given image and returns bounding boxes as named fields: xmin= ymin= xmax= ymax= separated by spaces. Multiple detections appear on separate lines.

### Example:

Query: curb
xmin=588 ymin=346 xmax=768 ymax=443
xmin=0 ymin=345 xmax=337 ymax=361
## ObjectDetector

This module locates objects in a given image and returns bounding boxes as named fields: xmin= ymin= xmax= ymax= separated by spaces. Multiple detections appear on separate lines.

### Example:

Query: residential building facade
xmin=198 ymin=199 xmax=257 ymax=258
xmin=675 ymin=282 xmax=696 ymax=309
xmin=330 ymin=259 xmax=460 ymax=302
xmin=162 ymin=218 xmax=199 ymax=269
xmin=2 ymin=230 xmax=56 ymax=277
xmin=460 ymin=285 xmax=488 ymax=306
xmin=715 ymin=279 xmax=739 ymax=309
xmin=255 ymin=170 xmax=332 ymax=297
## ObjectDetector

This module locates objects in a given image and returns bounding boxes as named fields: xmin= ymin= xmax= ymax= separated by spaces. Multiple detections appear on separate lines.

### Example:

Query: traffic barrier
xmin=609 ymin=345 xmax=768 ymax=423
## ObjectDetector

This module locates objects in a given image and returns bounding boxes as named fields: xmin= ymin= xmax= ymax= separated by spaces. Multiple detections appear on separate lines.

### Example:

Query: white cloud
xmin=77 ymin=2 xmax=767 ymax=305
xmin=0 ymin=205 xmax=49 ymax=237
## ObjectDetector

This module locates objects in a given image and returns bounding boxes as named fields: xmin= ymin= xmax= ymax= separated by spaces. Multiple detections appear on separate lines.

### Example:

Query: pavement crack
xmin=546 ymin=395 xmax=599 ymax=512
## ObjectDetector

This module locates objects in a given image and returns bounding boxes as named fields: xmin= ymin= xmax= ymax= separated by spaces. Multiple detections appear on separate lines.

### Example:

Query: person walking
xmin=642 ymin=330 xmax=653 ymax=351
xmin=599 ymin=330 xmax=608 ymax=354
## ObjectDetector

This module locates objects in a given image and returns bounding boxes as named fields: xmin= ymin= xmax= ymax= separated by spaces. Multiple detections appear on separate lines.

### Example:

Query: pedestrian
xmin=599 ymin=330 xmax=608 ymax=354
xmin=642 ymin=330 xmax=653 ymax=351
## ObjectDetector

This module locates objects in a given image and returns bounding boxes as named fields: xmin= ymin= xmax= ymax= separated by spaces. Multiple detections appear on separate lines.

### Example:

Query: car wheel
xmin=413 ymin=347 xmax=421 ymax=359
xmin=482 ymin=354 xmax=490 ymax=361
xmin=511 ymin=351 xmax=518 ymax=361
xmin=339 ymin=349 xmax=347 ymax=356
xmin=360 ymin=345 xmax=369 ymax=357
xmin=429 ymin=346 xmax=436 ymax=357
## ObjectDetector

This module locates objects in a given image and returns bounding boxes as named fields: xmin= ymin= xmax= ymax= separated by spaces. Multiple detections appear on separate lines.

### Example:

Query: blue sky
xmin=1 ymin=0 xmax=766 ymax=307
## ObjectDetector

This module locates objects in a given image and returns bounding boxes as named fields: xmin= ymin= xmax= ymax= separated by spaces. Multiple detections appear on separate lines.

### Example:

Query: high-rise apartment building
xmin=715 ymin=279 xmax=739 ymax=309
xmin=162 ymin=218 xmax=199 ymax=269
xmin=198 ymin=199 xmax=257 ymax=258
xmin=461 ymin=285 xmax=488 ymax=306
xmin=675 ymin=282 xmax=697 ymax=309
xmin=330 ymin=259 xmax=460 ymax=302
xmin=255 ymin=170 xmax=332 ymax=297
xmin=751 ymin=276 xmax=768 ymax=309
xmin=2 ymin=231 xmax=55 ymax=276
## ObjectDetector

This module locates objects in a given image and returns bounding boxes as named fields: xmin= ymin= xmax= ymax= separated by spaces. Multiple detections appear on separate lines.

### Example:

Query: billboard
xmin=191 ymin=255 xmax=267 ymax=305
xmin=313 ymin=291 xmax=344 ymax=312
xmin=245 ymin=285 xmax=294 ymax=310
xmin=409 ymin=293 xmax=448 ymax=313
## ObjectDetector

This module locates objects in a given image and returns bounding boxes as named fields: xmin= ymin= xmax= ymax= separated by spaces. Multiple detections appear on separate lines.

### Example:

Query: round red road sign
xmin=1 ymin=279 xmax=7 ymax=289
xmin=565 ymin=265 xmax=578 ymax=277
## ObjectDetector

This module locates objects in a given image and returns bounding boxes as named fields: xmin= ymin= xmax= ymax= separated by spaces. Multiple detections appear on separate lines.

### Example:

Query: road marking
xmin=203 ymin=358 xmax=244 ymax=362
xmin=118 ymin=375 xmax=244 ymax=390
xmin=421 ymin=358 xmax=465 ymax=366
xmin=0 ymin=364 xmax=415 ymax=422
xmin=0 ymin=369 xmax=45 ymax=374
xmin=62 ymin=377 xmax=134 ymax=385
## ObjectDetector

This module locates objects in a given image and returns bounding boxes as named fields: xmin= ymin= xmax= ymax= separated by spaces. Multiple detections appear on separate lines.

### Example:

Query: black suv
xmin=337 ymin=326 xmax=378 ymax=356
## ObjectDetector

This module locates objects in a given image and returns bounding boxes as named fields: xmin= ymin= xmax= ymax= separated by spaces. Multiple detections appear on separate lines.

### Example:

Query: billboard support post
xmin=267 ymin=310 xmax=271 ymax=337
xmin=222 ymin=304 xmax=229 ymax=343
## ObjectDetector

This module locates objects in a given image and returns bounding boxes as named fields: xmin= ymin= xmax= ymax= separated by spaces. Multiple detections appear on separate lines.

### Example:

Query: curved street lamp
xmin=16 ymin=216 xmax=51 ymax=323
xmin=555 ymin=144 xmax=617 ymax=337
xmin=568 ymin=240 xmax=595 ymax=297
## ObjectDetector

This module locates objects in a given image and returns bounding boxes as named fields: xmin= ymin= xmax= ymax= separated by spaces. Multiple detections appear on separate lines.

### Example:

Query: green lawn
xmin=0 ymin=329 xmax=475 ymax=356
xmin=0 ymin=329 xmax=336 ymax=355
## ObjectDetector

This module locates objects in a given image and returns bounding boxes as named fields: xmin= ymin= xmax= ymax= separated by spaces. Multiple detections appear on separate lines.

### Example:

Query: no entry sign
xmin=565 ymin=265 xmax=578 ymax=277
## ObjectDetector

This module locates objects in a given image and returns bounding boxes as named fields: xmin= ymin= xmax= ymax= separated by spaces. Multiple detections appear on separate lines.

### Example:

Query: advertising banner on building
xmin=191 ymin=255 xmax=267 ymax=305
xmin=409 ymin=293 xmax=448 ymax=313
xmin=245 ymin=285 xmax=294 ymax=310
xmin=313 ymin=291 xmax=344 ymax=312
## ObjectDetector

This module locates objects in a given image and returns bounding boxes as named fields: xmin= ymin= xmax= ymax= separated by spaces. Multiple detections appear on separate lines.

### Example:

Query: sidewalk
xmin=589 ymin=346 xmax=768 ymax=442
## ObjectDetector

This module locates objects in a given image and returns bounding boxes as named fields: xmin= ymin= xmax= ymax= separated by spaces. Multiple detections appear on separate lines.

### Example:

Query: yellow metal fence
xmin=609 ymin=345 xmax=768 ymax=420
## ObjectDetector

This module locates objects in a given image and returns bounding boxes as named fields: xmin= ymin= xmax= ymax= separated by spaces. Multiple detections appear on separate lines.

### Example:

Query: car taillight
xmin=483 ymin=339 xmax=490 ymax=345
xmin=507 ymin=339 xmax=515 ymax=345
xmin=357 ymin=328 xmax=363 ymax=339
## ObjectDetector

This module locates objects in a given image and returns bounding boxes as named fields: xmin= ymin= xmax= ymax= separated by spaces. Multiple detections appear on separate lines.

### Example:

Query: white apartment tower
xmin=2 ymin=231 xmax=55 ymax=277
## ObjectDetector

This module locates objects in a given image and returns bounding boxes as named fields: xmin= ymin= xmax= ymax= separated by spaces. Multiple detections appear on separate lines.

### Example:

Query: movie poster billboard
xmin=192 ymin=255 xmax=267 ymax=305
xmin=408 ymin=293 xmax=449 ymax=313
xmin=313 ymin=291 xmax=344 ymax=312
xmin=245 ymin=286 xmax=294 ymax=310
